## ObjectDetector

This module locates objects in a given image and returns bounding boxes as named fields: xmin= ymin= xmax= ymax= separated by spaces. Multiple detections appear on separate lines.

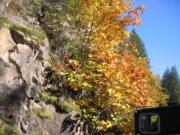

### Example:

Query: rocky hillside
xmin=0 ymin=1 xmax=89 ymax=135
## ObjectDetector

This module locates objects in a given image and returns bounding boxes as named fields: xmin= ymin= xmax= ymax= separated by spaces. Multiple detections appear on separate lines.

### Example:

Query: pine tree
xmin=129 ymin=29 xmax=149 ymax=62
xmin=161 ymin=66 xmax=180 ymax=105
xmin=161 ymin=68 xmax=170 ymax=91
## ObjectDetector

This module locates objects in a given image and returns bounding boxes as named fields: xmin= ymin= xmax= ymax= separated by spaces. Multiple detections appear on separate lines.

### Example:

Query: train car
xmin=135 ymin=106 xmax=180 ymax=135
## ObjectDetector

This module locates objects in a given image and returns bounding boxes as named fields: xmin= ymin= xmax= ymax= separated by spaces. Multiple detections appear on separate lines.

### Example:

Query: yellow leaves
xmin=107 ymin=88 xmax=113 ymax=94
xmin=96 ymin=120 xmax=114 ymax=131
xmin=124 ymin=31 xmax=131 ymax=38
xmin=68 ymin=59 xmax=81 ymax=69
xmin=82 ymin=82 xmax=92 ymax=89
xmin=88 ymin=54 xmax=93 ymax=58
xmin=50 ymin=0 xmax=167 ymax=134
xmin=125 ymin=43 xmax=129 ymax=47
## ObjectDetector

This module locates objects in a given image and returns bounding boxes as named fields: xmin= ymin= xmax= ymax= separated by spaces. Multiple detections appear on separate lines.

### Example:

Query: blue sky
xmin=130 ymin=0 xmax=180 ymax=77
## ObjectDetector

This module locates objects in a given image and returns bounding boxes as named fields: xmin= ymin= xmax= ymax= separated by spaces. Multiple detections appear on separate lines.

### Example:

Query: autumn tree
xmin=42 ymin=0 xmax=168 ymax=134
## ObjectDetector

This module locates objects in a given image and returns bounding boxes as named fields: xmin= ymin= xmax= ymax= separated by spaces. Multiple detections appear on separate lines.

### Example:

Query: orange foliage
xmin=52 ymin=0 xmax=167 ymax=133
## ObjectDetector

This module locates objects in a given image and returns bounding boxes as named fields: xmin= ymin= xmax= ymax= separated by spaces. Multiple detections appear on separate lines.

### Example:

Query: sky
xmin=130 ymin=0 xmax=180 ymax=77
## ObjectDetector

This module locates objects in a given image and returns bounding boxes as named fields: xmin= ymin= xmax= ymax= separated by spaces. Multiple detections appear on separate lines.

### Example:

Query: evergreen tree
xmin=129 ymin=29 xmax=149 ymax=64
xmin=161 ymin=68 xmax=170 ymax=91
xmin=161 ymin=66 xmax=180 ymax=105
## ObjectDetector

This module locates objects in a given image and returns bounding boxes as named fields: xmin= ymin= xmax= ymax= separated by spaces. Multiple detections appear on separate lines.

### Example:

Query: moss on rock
xmin=33 ymin=107 xmax=53 ymax=120
xmin=0 ymin=17 xmax=46 ymax=45
xmin=0 ymin=119 xmax=20 ymax=135
xmin=41 ymin=92 xmax=81 ymax=113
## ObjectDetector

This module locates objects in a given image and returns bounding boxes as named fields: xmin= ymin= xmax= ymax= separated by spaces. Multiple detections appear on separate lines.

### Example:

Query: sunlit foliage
xmin=45 ymin=0 xmax=168 ymax=133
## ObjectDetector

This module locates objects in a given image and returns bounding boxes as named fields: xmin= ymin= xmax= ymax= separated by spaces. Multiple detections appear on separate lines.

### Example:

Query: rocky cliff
xmin=0 ymin=1 xmax=88 ymax=135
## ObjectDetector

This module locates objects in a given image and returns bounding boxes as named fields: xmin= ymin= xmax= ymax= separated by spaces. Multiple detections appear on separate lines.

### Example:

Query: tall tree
xmin=44 ymin=0 xmax=167 ymax=133
xmin=129 ymin=29 xmax=149 ymax=63
xmin=162 ymin=66 xmax=180 ymax=105
xmin=161 ymin=68 xmax=170 ymax=92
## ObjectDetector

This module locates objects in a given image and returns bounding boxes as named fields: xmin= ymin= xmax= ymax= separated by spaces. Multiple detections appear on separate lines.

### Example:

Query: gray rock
xmin=0 ymin=28 xmax=49 ymax=133
xmin=0 ymin=0 xmax=11 ymax=16
xmin=20 ymin=117 xmax=28 ymax=134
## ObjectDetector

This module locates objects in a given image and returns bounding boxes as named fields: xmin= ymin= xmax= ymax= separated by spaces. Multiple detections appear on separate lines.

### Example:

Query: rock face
xmin=0 ymin=28 xmax=25 ymax=108
xmin=0 ymin=1 xmax=96 ymax=135
xmin=0 ymin=23 xmax=89 ymax=135
xmin=0 ymin=0 xmax=30 ymax=16
xmin=0 ymin=28 xmax=49 ymax=134
xmin=0 ymin=28 xmax=47 ymax=103
xmin=0 ymin=0 xmax=10 ymax=15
